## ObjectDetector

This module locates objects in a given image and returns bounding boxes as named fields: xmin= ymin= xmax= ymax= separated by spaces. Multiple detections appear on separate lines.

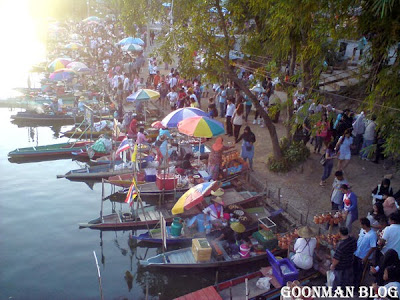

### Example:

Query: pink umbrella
xmin=151 ymin=121 xmax=165 ymax=129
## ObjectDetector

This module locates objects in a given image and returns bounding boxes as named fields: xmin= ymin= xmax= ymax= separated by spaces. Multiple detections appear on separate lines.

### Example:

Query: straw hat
xmin=230 ymin=222 xmax=245 ymax=233
xmin=297 ymin=226 xmax=317 ymax=238
xmin=212 ymin=196 xmax=224 ymax=205
xmin=79 ymin=96 xmax=85 ymax=101
xmin=211 ymin=188 xmax=224 ymax=197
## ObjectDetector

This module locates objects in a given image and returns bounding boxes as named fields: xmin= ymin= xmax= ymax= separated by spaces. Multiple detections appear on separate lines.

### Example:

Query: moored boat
xmin=79 ymin=187 xmax=264 ymax=230
xmin=139 ymin=245 xmax=268 ymax=269
xmin=56 ymin=163 xmax=131 ymax=181
xmin=8 ymin=141 xmax=92 ymax=159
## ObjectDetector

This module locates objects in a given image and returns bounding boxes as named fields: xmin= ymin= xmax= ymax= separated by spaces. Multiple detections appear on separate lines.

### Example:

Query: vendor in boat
xmin=203 ymin=189 xmax=226 ymax=226
xmin=136 ymin=127 xmax=149 ymax=145
xmin=127 ymin=118 xmax=138 ymax=139
xmin=176 ymin=153 xmax=194 ymax=176
xmin=207 ymin=137 xmax=234 ymax=181
xmin=289 ymin=226 xmax=317 ymax=270
xmin=157 ymin=127 xmax=172 ymax=141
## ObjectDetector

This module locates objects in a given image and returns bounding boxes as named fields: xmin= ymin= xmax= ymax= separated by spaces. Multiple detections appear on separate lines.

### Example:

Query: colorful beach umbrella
xmin=83 ymin=16 xmax=101 ymax=22
xmin=47 ymin=58 xmax=72 ymax=72
xmin=118 ymin=37 xmax=145 ymax=46
xmin=151 ymin=121 xmax=165 ymax=129
xmin=161 ymin=107 xmax=209 ymax=128
xmin=121 ymin=43 xmax=143 ymax=52
xmin=67 ymin=62 xmax=89 ymax=72
xmin=49 ymin=68 xmax=77 ymax=81
xmin=65 ymin=42 xmax=83 ymax=50
xmin=177 ymin=116 xmax=225 ymax=138
xmin=172 ymin=181 xmax=220 ymax=215
xmin=126 ymin=89 xmax=160 ymax=102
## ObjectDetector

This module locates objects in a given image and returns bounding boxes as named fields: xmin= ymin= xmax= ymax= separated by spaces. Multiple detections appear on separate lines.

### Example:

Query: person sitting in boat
xmin=127 ymin=118 xmax=138 ymax=139
xmin=208 ymin=222 xmax=241 ymax=255
xmin=203 ymin=189 xmax=225 ymax=226
xmin=289 ymin=226 xmax=317 ymax=270
xmin=136 ymin=127 xmax=149 ymax=145
xmin=176 ymin=153 xmax=194 ymax=176
xmin=156 ymin=127 xmax=172 ymax=141
xmin=50 ymin=98 xmax=58 ymax=114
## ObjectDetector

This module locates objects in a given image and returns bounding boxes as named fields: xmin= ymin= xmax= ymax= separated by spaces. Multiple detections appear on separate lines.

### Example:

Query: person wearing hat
xmin=203 ymin=188 xmax=225 ymax=225
xmin=290 ymin=226 xmax=317 ymax=270
xmin=207 ymin=137 xmax=234 ymax=180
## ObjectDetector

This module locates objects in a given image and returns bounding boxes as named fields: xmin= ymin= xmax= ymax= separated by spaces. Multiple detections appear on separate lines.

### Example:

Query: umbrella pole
xmin=198 ymin=138 xmax=201 ymax=165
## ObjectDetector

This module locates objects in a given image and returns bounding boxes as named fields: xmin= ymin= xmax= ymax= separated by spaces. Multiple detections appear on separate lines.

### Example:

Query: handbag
xmin=320 ymin=154 xmax=327 ymax=165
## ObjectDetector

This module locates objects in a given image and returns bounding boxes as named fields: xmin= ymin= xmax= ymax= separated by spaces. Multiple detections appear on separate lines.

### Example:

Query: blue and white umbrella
xmin=209 ymin=7 xmax=229 ymax=14
xmin=121 ymin=43 xmax=143 ymax=52
xmin=161 ymin=107 xmax=209 ymax=128
xmin=118 ymin=37 xmax=145 ymax=46
xmin=162 ymin=2 xmax=171 ymax=7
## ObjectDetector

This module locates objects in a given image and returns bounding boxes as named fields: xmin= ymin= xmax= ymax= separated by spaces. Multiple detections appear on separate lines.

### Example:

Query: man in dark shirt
xmin=330 ymin=227 xmax=357 ymax=290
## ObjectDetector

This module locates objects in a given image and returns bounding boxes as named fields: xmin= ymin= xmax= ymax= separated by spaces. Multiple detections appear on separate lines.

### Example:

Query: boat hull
xmin=8 ymin=141 xmax=92 ymax=159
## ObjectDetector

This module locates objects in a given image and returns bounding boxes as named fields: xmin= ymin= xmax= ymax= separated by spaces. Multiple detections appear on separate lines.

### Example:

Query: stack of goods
xmin=313 ymin=211 xmax=344 ymax=226
xmin=276 ymin=231 xmax=299 ymax=250
xmin=252 ymin=229 xmax=278 ymax=250
xmin=227 ymin=204 xmax=251 ymax=226
xmin=316 ymin=233 xmax=341 ymax=248
xmin=221 ymin=150 xmax=240 ymax=167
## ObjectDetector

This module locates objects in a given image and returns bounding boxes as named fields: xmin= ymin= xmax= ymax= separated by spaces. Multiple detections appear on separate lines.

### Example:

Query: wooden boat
xmin=56 ymin=163 xmax=132 ymax=181
xmin=62 ymin=129 xmax=113 ymax=138
xmin=130 ymin=193 xmax=276 ymax=245
xmin=8 ymin=141 xmax=92 ymax=159
xmin=79 ymin=187 xmax=264 ymax=231
xmin=130 ymin=227 xmax=198 ymax=245
xmin=174 ymin=266 xmax=320 ymax=300
xmin=140 ymin=245 xmax=269 ymax=269
xmin=11 ymin=111 xmax=113 ymax=126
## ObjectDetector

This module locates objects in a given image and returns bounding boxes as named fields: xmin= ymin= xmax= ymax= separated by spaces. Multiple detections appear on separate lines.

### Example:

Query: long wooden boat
xmin=62 ymin=129 xmax=114 ymax=138
xmin=79 ymin=187 xmax=264 ymax=231
xmin=56 ymin=163 xmax=131 ymax=181
xmin=140 ymin=245 xmax=269 ymax=269
xmin=8 ymin=141 xmax=92 ymax=159
xmin=11 ymin=111 xmax=113 ymax=126
xmin=174 ymin=266 xmax=320 ymax=300
xmin=130 ymin=227 xmax=197 ymax=245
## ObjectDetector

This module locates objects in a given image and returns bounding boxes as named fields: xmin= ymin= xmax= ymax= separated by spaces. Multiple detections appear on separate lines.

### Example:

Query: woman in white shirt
xmin=290 ymin=226 xmax=317 ymax=270
xmin=232 ymin=103 xmax=244 ymax=143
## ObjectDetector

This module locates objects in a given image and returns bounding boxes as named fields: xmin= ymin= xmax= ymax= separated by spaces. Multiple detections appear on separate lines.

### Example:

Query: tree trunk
xmin=226 ymin=71 xmax=283 ymax=160
xmin=289 ymin=44 xmax=297 ymax=76
xmin=286 ymin=88 xmax=294 ymax=142
xmin=302 ymin=58 xmax=312 ymax=89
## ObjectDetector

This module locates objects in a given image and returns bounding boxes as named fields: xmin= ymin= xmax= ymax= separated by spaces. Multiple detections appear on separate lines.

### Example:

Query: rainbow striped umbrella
xmin=161 ymin=107 xmax=209 ymax=128
xmin=49 ymin=68 xmax=77 ymax=81
xmin=177 ymin=116 xmax=225 ymax=138
xmin=126 ymin=89 xmax=160 ymax=102
xmin=83 ymin=16 xmax=101 ymax=22
xmin=47 ymin=58 xmax=72 ymax=72
xmin=172 ymin=181 xmax=220 ymax=215
xmin=65 ymin=42 xmax=83 ymax=50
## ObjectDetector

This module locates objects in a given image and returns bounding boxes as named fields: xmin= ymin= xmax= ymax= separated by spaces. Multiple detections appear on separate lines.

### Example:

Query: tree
xmin=121 ymin=0 xmax=284 ymax=160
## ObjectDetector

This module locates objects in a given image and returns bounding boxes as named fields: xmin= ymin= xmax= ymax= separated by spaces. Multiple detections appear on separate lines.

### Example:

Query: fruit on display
xmin=276 ymin=230 xmax=299 ymax=250
xmin=313 ymin=211 xmax=344 ymax=225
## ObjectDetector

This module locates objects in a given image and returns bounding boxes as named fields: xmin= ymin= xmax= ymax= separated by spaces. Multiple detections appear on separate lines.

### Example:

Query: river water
xmin=0 ymin=109 xmax=264 ymax=299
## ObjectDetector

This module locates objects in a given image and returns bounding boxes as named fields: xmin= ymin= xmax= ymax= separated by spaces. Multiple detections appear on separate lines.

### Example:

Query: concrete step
xmin=319 ymin=85 xmax=338 ymax=92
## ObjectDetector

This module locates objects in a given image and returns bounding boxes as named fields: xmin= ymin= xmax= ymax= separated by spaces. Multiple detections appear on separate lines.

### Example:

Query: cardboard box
xmin=192 ymin=238 xmax=212 ymax=262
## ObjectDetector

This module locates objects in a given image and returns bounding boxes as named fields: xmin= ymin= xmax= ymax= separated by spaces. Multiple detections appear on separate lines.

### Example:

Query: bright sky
xmin=0 ymin=0 xmax=46 ymax=98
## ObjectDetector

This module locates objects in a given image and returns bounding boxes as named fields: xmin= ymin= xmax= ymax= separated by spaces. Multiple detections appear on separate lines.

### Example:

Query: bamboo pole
xmin=93 ymin=251 xmax=104 ymax=300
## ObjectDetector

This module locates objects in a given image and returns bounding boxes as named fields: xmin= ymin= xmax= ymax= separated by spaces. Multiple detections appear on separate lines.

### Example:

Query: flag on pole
xmin=116 ymin=137 xmax=130 ymax=158
xmin=131 ymin=144 xmax=138 ymax=162
xmin=125 ymin=176 xmax=138 ymax=206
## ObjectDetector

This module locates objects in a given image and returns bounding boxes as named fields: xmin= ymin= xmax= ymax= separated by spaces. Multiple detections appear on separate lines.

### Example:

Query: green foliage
xmin=267 ymin=138 xmax=310 ymax=172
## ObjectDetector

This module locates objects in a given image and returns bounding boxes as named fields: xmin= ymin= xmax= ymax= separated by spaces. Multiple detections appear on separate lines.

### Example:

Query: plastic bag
xmin=256 ymin=277 xmax=271 ymax=290
xmin=326 ymin=270 xmax=335 ymax=287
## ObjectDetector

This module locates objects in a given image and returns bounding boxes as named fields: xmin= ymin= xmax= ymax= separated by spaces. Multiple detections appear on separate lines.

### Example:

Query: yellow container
xmin=192 ymin=238 xmax=212 ymax=262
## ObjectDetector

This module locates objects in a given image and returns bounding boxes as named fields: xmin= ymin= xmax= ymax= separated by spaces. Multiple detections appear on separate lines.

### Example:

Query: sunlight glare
xmin=0 ymin=0 xmax=46 ymax=98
